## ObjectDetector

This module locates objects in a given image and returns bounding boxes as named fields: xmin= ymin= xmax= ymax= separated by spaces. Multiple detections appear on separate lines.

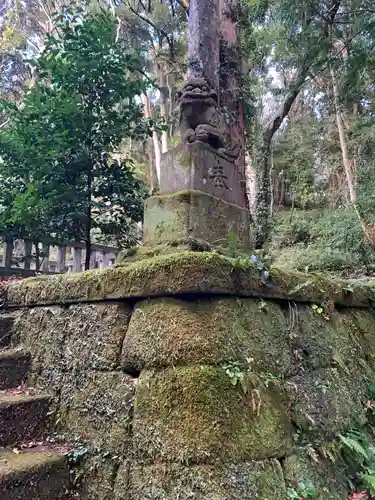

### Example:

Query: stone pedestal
xmin=159 ymin=141 xmax=247 ymax=208
xmin=143 ymin=189 xmax=250 ymax=251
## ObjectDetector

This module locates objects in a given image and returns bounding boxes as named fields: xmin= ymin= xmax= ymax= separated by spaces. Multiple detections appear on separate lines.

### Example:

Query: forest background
xmin=1 ymin=0 xmax=375 ymax=276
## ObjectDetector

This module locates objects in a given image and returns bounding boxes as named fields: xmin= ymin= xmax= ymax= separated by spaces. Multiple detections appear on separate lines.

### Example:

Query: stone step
xmin=0 ymin=349 xmax=30 ymax=390
xmin=0 ymin=395 xmax=51 ymax=446
xmin=0 ymin=449 xmax=70 ymax=500
xmin=0 ymin=316 xmax=15 ymax=350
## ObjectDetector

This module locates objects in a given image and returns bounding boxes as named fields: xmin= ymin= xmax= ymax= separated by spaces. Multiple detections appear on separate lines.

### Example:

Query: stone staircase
xmin=0 ymin=315 xmax=71 ymax=499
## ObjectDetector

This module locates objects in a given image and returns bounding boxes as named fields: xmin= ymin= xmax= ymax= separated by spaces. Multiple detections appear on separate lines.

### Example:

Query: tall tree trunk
xmin=187 ymin=0 xmax=220 ymax=91
xmin=330 ymin=66 xmax=356 ymax=203
xmin=245 ymin=153 xmax=257 ymax=217
xmin=159 ymin=70 xmax=169 ymax=153
xmin=142 ymin=93 xmax=161 ymax=184
xmin=84 ymin=169 xmax=92 ymax=271
xmin=254 ymin=82 xmax=308 ymax=248
xmin=219 ymin=0 xmax=247 ymax=203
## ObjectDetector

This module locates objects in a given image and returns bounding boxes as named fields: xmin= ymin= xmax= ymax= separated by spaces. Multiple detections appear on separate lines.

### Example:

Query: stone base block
xmin=132 ymin=365 xmax=293 ymax=463
xmin=126 ymin=460 xmax=286 ymax=499
xmin=159 ymin=142 xmax=247 ymax=207
xmin=143 ymin=189 xmax=251 ymax=251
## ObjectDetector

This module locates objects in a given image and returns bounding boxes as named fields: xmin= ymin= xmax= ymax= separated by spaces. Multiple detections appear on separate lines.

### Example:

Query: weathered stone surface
xmin=13 ymin=302 xmax=131 ymax=375
xmin=0 ymin=348 xmax=30 ymax=390
xmin=63 ymin=303 xmax=131 ymax=371
xmin=283 ymin=447 xmax=349 ymax=500
xmin=113 ymin=460 xmax=130 ymax=500
xmin=59 ymin=371 xmax=135 ymax=456
xmin=0 ymin=394 xmax=51 ymax=446
xmin=0 ymin=312 xmax=18 ymax=348
xmin=289 ymin=305 xmax=360 ymax=372
xmin=81 ymin=456 xmax=120 ymax=500
xmin=127 ymin=460 xmax=286 ymax=499
xmin=132 ymin=365 xmax=293 ymax=463
xmin=122 ymin=297 xmax=292 ymax=376
xmin=6 ymin=252 xmax=373 ymax=308
xmin=14 ymin=306 xmax=66 ymax=378
xmin=159 ymin=144 xmax=246 ymax=207
xmin=143 ymin=190 xmax=250 ymax=250
xmin=286 ymin=367 xmax=367 ymax=437
xmin=0 ymin=450 xmax=70 ymax=500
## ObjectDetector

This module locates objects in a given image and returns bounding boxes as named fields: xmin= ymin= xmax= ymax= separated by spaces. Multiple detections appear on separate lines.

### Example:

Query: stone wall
xmin=4 ymin=252 xmax=375 ymax=499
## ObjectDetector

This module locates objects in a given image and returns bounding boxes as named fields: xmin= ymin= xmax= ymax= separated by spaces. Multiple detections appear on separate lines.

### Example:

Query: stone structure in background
xmin=141 ymin=0 xmax=250 ymax=254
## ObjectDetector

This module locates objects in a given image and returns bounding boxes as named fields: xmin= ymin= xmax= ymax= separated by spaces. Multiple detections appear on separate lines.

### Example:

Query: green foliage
xmin=0 ymin=5 xmax=156 ymax=258
xmin=287 ymin=479 xmax=317 ymax=499
xmin=269 ymin=208 xmax=375 ymax=276
xmin=338 ymin=426 xmax=375 ymax=495
xmin=222 ymin=361 xmax=246 ymax=389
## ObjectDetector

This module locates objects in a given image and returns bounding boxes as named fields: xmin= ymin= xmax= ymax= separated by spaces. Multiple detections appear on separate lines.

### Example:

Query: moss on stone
xmin=132 ymin=365 xmax=293 ymax=463
xmin=13 ymin=302 xmax=132 ymax=396
xmin=143 ymin=190 xmax=251 ymax=250
xmin=81 ymin=455 xmax=120 ymax=500
xmin=14 ymin=307 xmax=66 ymax=385
xmin=63 ymin=303 xmax=132 ymax=371
xmin=127 ymin=460 xmax=286 ymax=499
xmin=283 ymin=446 xmax=349 ymax=500
xmin=59 ymin=371 xmax=135 ymax=456
xmin=286 ymin=367 xmax=367 ymax=437
xmin=122 ymin=297 xmax=292 ymax=376
xmin=113 ymin=460 xmax=130 ymax=500
xmin=6 ymin=251 xmax=374 ymax=308
xmin=289 ymin=305 xmax=361 ymax=372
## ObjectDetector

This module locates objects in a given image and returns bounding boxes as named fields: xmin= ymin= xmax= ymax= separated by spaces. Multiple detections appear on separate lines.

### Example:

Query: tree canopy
xmin=0 ymin=4 xmax=157 ymax=268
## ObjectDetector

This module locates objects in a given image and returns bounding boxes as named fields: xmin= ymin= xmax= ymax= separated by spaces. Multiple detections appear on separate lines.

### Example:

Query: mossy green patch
xmin=286 ymin=367 xmax=367 ymax=437
xmin=283 ymin=446 xmax=349 ymax=500
xmin=289 ymin=305 xmax=360 ymax=372
xmin=6 ymin=251 xmax=375 ymax=308
xmin=132 ymin=365 xmax=293 ymax=463
xmin=127 ymin=460 xmax=286 ymax=499
xmin=59 ymin=371 xmax=135 ymax=456
xmin=143 ymin=190 xmax=251 ymax=250
xmin=122 ymin=297 xmax=292 ymax=376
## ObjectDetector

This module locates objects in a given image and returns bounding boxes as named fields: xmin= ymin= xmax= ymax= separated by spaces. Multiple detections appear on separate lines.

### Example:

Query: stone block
xmin=132 ymin=365 xmax=293 ymax=463
xmin=81 ymin=456 xmax=120 ymax=500
xmin=290 ymin=305 xmax=360 ymax=372
xmin=15 ymin=307 xmax=66 ymax=377
xmin=59 ymin=371 xmax=135 ymax=456
xmin=286 ymin=367 xmax=367 ymax=437
xmin=122 ymin=297 xmax=292 ymax=376
xmin=283 ymin=446 xmax=349 ymax=500
xmin=63 ymin=303 xmax=132 ymax=371
xmin=159 ymin=142 xmax=247 ymax=207
xmin=143 ymin=190 xmax=251 ymax=250
xmin=126 ymin=460 xmax=286 ymax=499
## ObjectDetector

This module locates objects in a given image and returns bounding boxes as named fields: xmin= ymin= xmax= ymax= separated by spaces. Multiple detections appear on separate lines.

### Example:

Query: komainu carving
xmin=177 ymin=77 xmax=238 ymax=160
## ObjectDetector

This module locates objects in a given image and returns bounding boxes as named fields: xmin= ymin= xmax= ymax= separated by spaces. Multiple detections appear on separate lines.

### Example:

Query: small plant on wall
xmin=287 ymin=479 xmax=317 ymax=499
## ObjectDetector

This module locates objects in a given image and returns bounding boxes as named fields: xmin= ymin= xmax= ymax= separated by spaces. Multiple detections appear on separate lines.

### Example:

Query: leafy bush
xmin=268 ymin=208 xmax=375 ymax=276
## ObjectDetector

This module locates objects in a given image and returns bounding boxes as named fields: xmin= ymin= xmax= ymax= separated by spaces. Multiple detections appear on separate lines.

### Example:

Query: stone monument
xmin=142 ymin=0 xmax=251 ymax=253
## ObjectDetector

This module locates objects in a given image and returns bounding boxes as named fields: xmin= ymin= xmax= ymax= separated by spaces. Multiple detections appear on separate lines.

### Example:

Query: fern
xmin=360 ymin=470 xmax=375 ymax=494
xmin=338 ymin=433 xmax=370 ymax=461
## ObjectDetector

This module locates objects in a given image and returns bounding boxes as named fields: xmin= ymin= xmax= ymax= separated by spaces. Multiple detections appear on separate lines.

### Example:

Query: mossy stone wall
xmin=5 ymin=254 xmax=375 ymax=499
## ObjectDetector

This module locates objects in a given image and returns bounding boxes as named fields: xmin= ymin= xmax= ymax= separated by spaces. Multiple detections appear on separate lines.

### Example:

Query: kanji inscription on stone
xmin=208 ymin=156 xmax=230 ymax=190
